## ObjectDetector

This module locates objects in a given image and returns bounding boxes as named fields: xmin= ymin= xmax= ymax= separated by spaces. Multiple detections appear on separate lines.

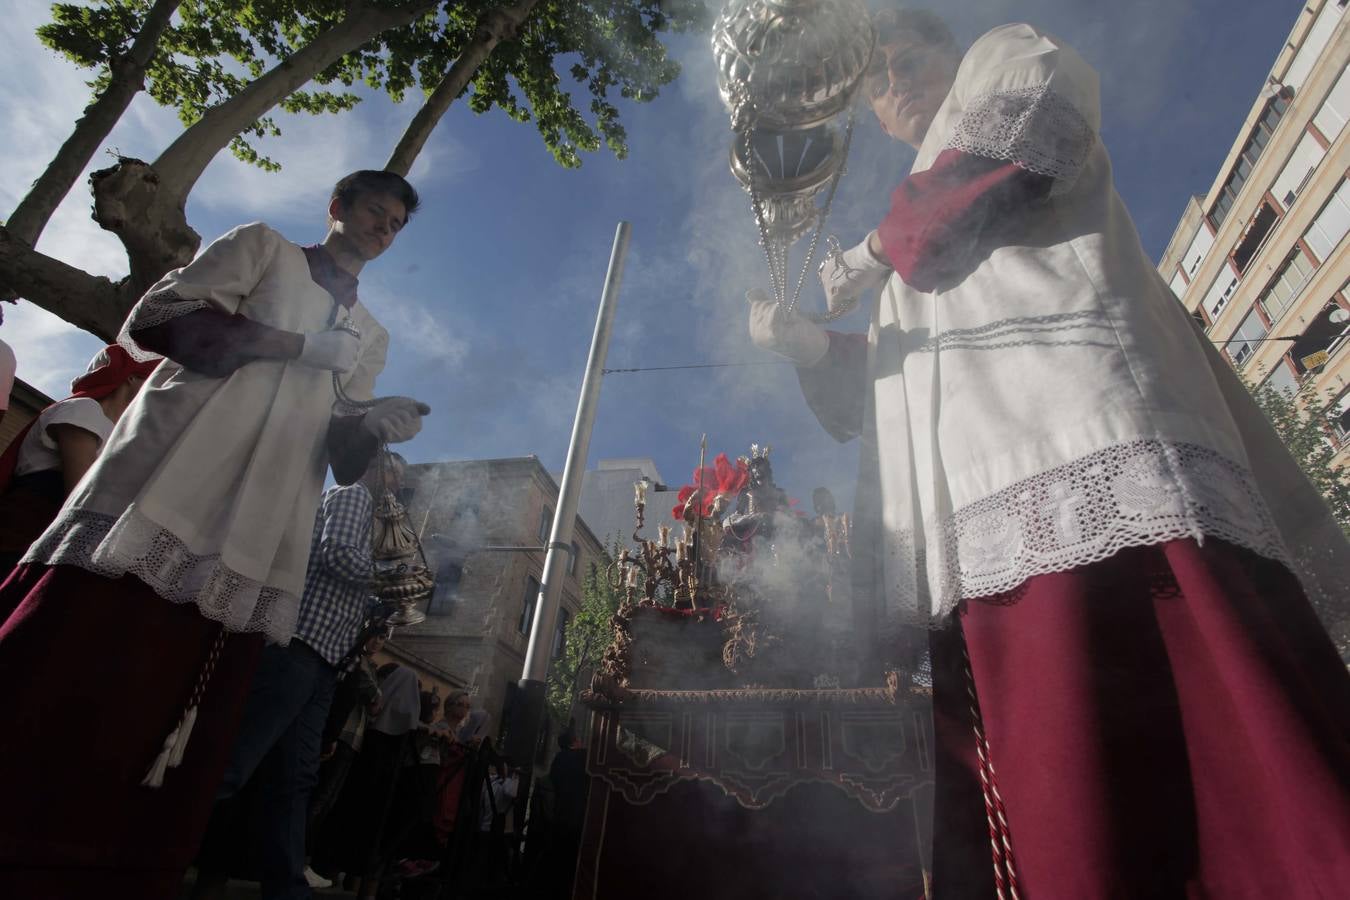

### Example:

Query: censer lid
xmin=713 ymin=0 xmax=875 ymax=132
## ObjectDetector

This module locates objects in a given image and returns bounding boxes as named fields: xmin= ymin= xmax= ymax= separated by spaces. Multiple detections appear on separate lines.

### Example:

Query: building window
xmin=1313 ymin=65 xmax=1350 ymax=139
xmin=1291 ymin=302 xmax=1349 ymax=375
xmin=1231 ymin=203 xmax=1278 ymax=272
xmin=552 ymin=607 xmax=571 ymax=659
xmin=1168 ymin=270 xmax=1188 ymax=299
xmin=518 ymin=575 xmax=539 ymax=635
xmin=1204 ymin=271 xmax=1239 ymax=321
xmin=1333 ymin=391 xmax=1350 ymax=443
xmin=1182 ymin=225 xmax=1215 ymax=276
xmin=568 ymin=541 xmax=580 ymax=576
xmin=1260 ymin=360 xmax=1299 ymax=397
xmin=1208 ymin=93 xmax=1290 ymax=230
xmin=1304 ymin=179 xmax=1350 ymax=262
xmin=1259 ymin=247 xmax=1314 ymax=323
xmin=1262 ymin=248 xmax=1315 ymax=323
xmin=538 ymin=506 xmax=552 ymax=545
xmin=1271 ymin=132 xmax=1325 ymax=210
xmin=1229 ymin=308 xmax=1269 ymax=368
xmin=428 ymin=562 xmax=464 ymax=616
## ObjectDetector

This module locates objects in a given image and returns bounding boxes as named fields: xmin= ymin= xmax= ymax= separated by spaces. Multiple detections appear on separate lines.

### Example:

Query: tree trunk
xmin=0 ymin=224 xmax=130 ymax=340
xmin=384 ymin=0 xmax=541 ymax=176
xmin=4 ymin=0 xmax=183 ymax=247
xmin=91 ymin=156 xmax=202 ymax=292
xmin=91 ymin=0 xmax=439 ymax=299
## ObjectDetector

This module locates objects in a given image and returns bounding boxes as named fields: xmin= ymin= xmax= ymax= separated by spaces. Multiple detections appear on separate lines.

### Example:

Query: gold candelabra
xmin=609 ymin=479 xmax=709 ymax=611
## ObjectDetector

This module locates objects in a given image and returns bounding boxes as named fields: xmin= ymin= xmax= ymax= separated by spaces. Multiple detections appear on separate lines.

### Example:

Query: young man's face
xmin=865 ymin=36 xmax=960 ymax=149
xmin=329 ymin=190 xmax=408 ymax=261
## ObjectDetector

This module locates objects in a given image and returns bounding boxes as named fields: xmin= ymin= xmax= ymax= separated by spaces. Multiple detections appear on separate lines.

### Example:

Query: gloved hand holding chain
xmin=817 ymin=230 xmax=893 ymax=317
xmin=329 ymin=319 xmax=430 ymax=444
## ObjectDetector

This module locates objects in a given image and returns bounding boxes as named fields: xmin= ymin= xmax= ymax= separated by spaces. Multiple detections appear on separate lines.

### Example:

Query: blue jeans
xmin=215 ymin=640 xmax=338 ymax=900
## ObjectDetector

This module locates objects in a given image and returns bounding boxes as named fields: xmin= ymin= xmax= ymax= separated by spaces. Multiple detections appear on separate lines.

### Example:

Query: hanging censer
xmin=712 ymin=0 xmax=875 ymax=321
xmin=332 ymin=320 xmax=435 ymax=627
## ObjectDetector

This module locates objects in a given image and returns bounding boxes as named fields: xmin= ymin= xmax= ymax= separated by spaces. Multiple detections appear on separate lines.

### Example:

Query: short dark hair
xmin=330 ymin=170 xmax=420 ymax=222
xmin=872 ymin=7 xmax=955 ymax=51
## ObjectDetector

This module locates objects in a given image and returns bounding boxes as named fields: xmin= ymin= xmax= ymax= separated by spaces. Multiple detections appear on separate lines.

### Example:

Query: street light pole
xmin=1212 ymin=334 xmax=1300 ymax=346
xmin=504 ymin=222 xmax=631 ymax=770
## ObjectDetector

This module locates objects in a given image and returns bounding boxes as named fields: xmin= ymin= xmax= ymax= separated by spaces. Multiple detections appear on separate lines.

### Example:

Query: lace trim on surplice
xmin=115 ymin=289 xmax=211 ymax=363
xmin=946 ymin=82 xmax=1095 ymax=194
xmin=23 ymin=506 xmax=299 ymax=644
xmin=882 ymin=439 xmax=1295 ymax=626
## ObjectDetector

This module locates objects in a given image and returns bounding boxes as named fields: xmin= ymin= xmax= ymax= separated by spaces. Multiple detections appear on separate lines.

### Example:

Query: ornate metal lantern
xmin=712 ymin=0 xmax=874 ymax=318
xmin=369 ymin=448 xmax=435 ymax=627
xmin=329 ymin=325 xmax=435 ymax=628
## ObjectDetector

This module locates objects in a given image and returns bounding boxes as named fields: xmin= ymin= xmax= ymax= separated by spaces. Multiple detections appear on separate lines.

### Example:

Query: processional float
xmin=569 ymin=6 xmax=935 ymax=897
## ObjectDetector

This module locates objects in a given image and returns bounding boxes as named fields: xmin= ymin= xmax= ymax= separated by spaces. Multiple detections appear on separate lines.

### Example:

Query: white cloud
xmin=3 ymin=301 xmax=104 ymax=399
xmin=362 ymin=282 xmax=472 ymax=372
xmin=188 ymin=99 xmax=481 ymax=225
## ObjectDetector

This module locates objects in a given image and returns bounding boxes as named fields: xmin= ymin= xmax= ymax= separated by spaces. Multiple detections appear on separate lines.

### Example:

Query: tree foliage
xmin=1248 ymin=377 xmax=1350 ymax=537
xmin=545 ymin=541 xmax=623 ymax=734
xmin=5 ymin=0 xmax=710 ymax=338
xmin=38 ymin=0 xmax=708 ymax=173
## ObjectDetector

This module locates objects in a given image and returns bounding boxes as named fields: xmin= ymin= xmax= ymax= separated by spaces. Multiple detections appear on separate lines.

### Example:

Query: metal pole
xmin=504 ymin=222 xmax=631 ymax=769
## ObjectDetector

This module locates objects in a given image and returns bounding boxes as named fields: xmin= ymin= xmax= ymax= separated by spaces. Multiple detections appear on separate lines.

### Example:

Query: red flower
xmin=671 ymin=453 xmax=749 ymax=521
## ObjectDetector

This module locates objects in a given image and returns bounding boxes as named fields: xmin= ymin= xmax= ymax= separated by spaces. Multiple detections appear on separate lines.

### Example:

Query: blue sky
xmin=1 ymin=0 xmax=1305 ymax=513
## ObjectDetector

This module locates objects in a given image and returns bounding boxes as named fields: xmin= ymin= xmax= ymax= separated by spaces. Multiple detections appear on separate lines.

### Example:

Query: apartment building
xmin=1157 ymin=0 xmax=1350 ymax=467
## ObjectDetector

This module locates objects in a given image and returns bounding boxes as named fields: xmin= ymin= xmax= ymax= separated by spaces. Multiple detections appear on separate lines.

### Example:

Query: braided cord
xmin=963 ymin=638 xmax=1022 ymax=900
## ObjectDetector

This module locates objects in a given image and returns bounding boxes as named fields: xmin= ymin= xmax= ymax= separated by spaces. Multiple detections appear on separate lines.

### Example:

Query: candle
xmin=658 ymin=525 xmax=670 ymax=548
xmin=626 ymin=566 xmax=638 ymax=587
xmin=634 ymin=480 xmax=648 ymax=506
xmin=676 ymin=539 xmax=686 ymax=562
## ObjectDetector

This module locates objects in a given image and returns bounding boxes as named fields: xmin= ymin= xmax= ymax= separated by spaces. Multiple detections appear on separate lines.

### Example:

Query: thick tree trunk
xmin=87 ymin=0 xmax=439 ymax=303
xmin=0 ymin=224 xmax=130 ymax=340
xmin=384 ymin=0 xmax=541 ymax=176
xmin=4 ymin=0 xmax=183 ymax=247
xmin=91 ymin=157 xmax=201 ymax=291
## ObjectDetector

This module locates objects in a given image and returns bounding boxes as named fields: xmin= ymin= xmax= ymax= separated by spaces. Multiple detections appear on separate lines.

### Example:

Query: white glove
xmin=362 ymin=397 xmax=429 ymax=444
xmin=747 ymin=289 xmax=829 ymax=368
xmin=299 ymin=328 xmax=360 ymax=373
xmin=818 ymin=231 xmax=891 ymax=314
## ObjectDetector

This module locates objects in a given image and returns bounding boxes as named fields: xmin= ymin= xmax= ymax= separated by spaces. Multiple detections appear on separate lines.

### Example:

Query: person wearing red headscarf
xmin=0 ymin=344 xmax=158 ymax=572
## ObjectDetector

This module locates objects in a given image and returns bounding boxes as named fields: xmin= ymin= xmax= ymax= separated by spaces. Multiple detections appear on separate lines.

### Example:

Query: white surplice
xmin=24 ymin=223 xmax=389 ymax=643
xmin=863 ymin=25 xmax=1348 ymax=635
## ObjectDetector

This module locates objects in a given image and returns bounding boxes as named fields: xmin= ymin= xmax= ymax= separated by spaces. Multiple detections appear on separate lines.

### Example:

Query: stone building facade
xmin=395 ymin=456 xmax=607 ymax=736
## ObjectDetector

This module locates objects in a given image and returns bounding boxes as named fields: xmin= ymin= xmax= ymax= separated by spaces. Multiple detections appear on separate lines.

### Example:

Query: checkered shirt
xmin=295 ymin=483 xmax=375 ymax=666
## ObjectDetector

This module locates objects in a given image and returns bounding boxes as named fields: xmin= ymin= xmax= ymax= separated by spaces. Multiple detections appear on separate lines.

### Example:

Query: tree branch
xmin=153 ymin=0 xmax=439 ymax=200
xmin=0 ymin=224 xmax=130 ymax=341
xmin=384 ymin=0 xmax=541 ymax=177
xmin=5 ymin=0 xmax=183 ymax=246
